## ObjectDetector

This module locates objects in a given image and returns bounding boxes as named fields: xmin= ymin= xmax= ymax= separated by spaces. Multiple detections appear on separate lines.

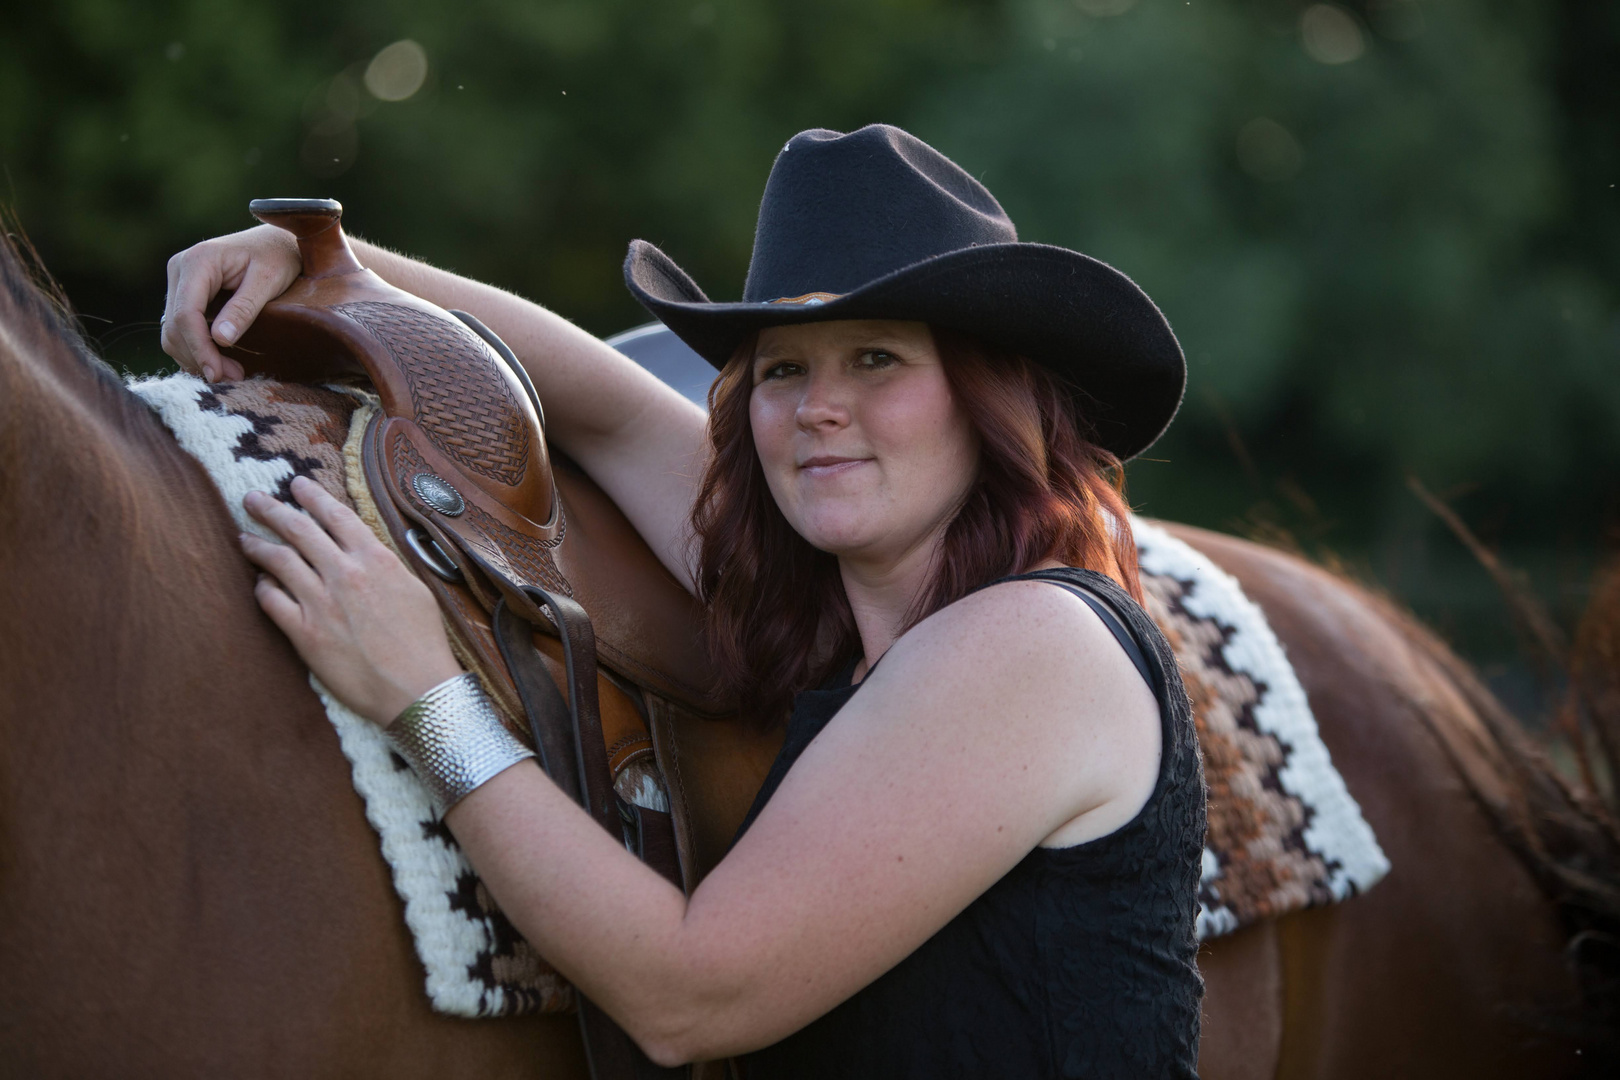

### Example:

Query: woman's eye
xmin=857 ymin=350 xmax=898 ymax=370
xmin=758 ymin=361 xmax=802 ymax=381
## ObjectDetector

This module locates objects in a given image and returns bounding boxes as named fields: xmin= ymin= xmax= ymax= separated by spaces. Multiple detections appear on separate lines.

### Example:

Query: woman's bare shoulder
xmin=856 ymin=576 xmax=1161 ymax=847
xmin=882 ymin=575 xmax=1142 ymax=690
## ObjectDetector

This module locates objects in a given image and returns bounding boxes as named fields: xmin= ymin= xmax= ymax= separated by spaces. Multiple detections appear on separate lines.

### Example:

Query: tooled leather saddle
xmin=216 ymin=198 xmax=774 ymax=1080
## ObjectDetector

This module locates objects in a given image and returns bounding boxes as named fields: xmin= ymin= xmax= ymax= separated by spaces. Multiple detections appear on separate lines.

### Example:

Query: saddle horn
xmin=247 ymin=198 xmax=362 ymax=279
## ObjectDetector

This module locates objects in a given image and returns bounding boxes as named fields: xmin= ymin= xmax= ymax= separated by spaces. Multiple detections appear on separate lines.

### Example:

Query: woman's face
xmin=749 ymin=320 xmax=979 ymax=568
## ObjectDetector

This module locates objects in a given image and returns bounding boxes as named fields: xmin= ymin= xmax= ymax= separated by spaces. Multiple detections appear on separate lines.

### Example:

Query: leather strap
xmin=627 ymin=804 xmax=683 ymax=889
xmin=523 ymin=585 xmax=620 ymax=836
xmin=494 ymin=598 xmax=583 ymax=807
xmin=492 ymin=590 xmax=685 ymax=1080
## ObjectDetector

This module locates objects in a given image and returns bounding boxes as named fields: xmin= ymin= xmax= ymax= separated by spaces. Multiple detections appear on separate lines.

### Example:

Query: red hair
xmin=690 ymin=326 xmax=1141 ymax=721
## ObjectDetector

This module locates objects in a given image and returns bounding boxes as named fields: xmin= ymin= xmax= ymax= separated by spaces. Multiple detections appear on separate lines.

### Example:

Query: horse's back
xmin=1178 ymin=525 xmax=1584 ymax=1079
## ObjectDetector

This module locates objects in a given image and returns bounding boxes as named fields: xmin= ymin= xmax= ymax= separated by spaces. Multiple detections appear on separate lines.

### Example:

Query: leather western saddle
xmin=219 ymin=199 xmax=779 ymax=1080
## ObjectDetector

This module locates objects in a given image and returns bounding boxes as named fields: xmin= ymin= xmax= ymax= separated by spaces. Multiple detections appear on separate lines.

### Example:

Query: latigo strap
xmin=496 ymin=587 xmax=682 ymax=1080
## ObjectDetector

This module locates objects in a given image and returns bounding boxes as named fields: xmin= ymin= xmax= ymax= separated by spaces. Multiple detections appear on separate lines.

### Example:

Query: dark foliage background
xmin=3 ymin=0 xmax=1616 ymax=711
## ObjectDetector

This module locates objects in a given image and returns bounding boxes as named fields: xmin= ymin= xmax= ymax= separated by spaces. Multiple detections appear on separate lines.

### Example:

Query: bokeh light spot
xmin=1301 ymin=5 xmax=1366 ymax=65
xmin=364 ymin=40 xmax=429 ymax=102
xmin=1236 ymin=118 xmax=1304 ymax=183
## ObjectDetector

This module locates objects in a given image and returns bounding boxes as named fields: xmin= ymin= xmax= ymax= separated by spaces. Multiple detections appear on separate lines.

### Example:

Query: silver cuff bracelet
xmin=386 ymin=673 xmax=534 ymax=812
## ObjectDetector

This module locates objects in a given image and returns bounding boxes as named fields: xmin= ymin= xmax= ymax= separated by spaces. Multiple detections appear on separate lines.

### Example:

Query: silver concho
xmin=412 ymin=472 xmax=465 ymax=517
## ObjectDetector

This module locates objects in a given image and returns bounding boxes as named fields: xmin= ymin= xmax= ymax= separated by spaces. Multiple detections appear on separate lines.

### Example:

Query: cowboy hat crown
xmin=624 ymin=123 xmax=1186 ymax=460
xmin=742 ymin=125 xmax=1014 ymax=302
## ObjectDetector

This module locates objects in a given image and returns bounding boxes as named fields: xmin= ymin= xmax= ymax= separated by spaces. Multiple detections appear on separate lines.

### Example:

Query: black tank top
xmin=733 ymin=568 xmax=1206 ymax=1079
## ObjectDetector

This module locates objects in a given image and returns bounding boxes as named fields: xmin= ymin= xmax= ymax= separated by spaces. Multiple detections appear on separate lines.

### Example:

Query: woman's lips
xmin=799 ymin=455 xmax=871 ymax=477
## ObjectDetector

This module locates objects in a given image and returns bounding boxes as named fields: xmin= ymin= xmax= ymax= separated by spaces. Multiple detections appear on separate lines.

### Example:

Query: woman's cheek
xmin=750 ymin=393 xmax=800 ymax=499
xmin=874 ymin=383 xmax=978 ymax=517
xmin=870 ymin=382 xmax=955 ymax=463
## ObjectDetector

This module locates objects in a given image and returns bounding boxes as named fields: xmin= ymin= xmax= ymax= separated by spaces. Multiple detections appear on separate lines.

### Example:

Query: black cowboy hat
xmin=623 ymin=124 xmax=1185 ymax=461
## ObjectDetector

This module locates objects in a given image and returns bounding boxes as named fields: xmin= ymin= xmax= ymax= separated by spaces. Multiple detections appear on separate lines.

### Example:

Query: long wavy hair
xmin=690 ymin=326 xmax=1142 ymax=721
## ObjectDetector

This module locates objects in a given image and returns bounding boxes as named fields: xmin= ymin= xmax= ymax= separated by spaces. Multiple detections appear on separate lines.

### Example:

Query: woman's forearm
xmin=446 ymin=765 xmax=749 ymax=1065
xmin=348 ymin=236 xmax=671 ymax=453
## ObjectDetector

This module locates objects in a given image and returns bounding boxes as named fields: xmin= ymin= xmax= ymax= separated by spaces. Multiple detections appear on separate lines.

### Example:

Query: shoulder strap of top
xmin=1007 ymin=570 xmax=1154 ymax=691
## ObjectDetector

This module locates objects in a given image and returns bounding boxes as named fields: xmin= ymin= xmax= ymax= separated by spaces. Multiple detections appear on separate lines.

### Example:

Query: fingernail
xmin=202 ymin=363 xmax=215 ymax=383
xmin=214 ymin=320 xmax=238 ymax=345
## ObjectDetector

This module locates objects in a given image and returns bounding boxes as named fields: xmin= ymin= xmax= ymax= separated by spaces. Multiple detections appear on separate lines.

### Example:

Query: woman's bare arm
xmin=240 ymin=478 xmax=1162 ymax=1067
xmin=446 ymin=576 xmax=1160 ymax=1064
xmin=163 ymin=226 xmax=708 ymax=588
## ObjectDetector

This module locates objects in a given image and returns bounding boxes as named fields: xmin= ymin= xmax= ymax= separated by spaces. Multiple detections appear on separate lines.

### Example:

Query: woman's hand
xmin=240 ymin=475 xmax=462 ymax=725
xmin=161 ymin=224 xmax=303 ymax=383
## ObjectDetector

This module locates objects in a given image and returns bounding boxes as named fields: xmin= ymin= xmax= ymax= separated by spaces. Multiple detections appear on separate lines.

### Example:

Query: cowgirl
xmin=164 ymin=124 xmax=1205 ymax=1078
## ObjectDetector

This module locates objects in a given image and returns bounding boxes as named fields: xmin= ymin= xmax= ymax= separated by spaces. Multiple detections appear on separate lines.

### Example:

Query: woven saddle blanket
xmin=131 ymin=372 xmax=1388 ymax=1015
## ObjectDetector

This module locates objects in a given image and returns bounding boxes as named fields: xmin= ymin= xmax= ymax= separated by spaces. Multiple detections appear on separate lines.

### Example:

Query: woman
xmin=163 ymin=124 xmax=1204 ymax=1077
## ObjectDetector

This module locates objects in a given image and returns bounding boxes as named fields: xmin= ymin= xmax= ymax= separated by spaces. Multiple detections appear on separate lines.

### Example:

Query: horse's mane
xmin=0 ymin=217 xmax=177 ymax=451
xmin=2 ymin=223 xmax=103 ymax=369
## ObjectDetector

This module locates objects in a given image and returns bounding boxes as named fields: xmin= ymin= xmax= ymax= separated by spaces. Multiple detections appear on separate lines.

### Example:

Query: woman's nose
xmin=794 ymin=369 xmax=851 ymax=430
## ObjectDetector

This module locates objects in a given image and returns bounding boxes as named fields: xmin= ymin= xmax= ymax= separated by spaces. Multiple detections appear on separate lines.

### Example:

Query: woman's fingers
xmin=244 ymin=489 xmax=347 ymax=575
xmin=240 ymin=530 xmax=323 ymax=602
xmin=289 ymin=475 xmax=381 ymax=553
xmin=162 ymin=248 xmax=231 ymax=381
xmin=239 ymin=482 xmax=461 ymax=725
xmin=252 ymin=573 xmax=306 ymax=637
xmin=161 ymin=226 xmax=301 ymax=383
xmin=208 ymin=252 xmax=291 ymax=358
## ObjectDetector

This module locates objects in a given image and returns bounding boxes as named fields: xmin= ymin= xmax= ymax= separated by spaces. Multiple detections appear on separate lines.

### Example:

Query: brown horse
xmin=1 ymin=231 xmax=1613 ymax=1078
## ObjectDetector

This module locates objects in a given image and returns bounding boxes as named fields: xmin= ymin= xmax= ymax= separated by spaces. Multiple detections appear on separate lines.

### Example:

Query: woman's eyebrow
xmin=847 ymin=337 xmax=925 ymax=356
xmin=750 ymin=351 xmax=803 ymax=381
xmin=752 ymin=332 xmax=924 ymax=365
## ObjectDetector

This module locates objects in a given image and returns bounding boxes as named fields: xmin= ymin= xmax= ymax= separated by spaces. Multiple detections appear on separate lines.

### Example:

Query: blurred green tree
xmin=909 ymin=3 xmax=1616 ymax=594
xmin=1 ymin=0 xmax=1615 ymax=685
xmin=0 ymin=0 xmax=1000 ymax=336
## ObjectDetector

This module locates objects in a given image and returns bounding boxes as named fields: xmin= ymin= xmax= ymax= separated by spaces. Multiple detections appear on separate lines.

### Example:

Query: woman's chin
xmin=793 ymin=516 xmax=880 ymax=557
xmin=801 ymin=531 xmax=873 ymax=557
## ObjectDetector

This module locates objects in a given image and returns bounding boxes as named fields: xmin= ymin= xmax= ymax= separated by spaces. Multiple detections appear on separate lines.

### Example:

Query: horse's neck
xmin=0 ymin=330 xmax=205 ymax=588
xmin=0 ymin=322 xmax=304 ymax=764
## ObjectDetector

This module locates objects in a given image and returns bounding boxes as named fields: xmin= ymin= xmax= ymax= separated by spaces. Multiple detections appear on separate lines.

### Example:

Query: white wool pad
xmin=1133 ymin=518 xmax=1390 ymax=940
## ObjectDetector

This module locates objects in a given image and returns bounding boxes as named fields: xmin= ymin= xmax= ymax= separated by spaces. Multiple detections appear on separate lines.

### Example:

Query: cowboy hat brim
xmin=623 ymin=239 xmax=1185 ymax=461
